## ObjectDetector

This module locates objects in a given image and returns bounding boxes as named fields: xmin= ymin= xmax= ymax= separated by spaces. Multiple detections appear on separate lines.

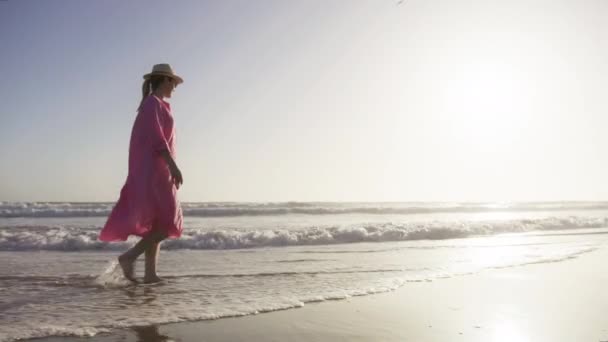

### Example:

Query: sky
xmin=1 ymin=0 xmax=607 ymax=203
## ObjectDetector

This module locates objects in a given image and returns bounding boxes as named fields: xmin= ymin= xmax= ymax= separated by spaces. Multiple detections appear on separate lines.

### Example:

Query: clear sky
xmin=1 ymin=0 xmax=607 ymax=202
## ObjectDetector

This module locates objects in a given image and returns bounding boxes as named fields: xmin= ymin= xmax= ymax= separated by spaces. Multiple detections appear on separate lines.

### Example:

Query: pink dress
xmin=99 ymin=94 xmax=183 ymax=241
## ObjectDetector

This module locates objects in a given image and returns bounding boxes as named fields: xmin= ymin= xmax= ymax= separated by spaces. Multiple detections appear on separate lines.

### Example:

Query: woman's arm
xmin=160 ymin=148 xmax=183 ymax=188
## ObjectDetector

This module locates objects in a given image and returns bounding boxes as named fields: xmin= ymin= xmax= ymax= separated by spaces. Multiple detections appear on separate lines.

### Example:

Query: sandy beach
xmin=35 ymin=233 xmax=608 ymax=342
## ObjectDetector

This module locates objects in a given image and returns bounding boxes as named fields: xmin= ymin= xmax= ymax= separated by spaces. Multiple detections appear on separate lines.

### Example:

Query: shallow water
xmin=1 ymin=202 xmax=607 ymax=341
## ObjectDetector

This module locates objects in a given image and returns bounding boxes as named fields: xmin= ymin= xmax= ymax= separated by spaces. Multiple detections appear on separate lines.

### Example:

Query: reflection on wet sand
xmin=132 ymin=325 xmax=174 ymax=342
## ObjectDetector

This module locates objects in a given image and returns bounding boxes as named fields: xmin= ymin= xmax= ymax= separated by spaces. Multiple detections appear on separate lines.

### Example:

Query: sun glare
xmin=438 ymin=59 xmax=529 ymax=155
xmin=492 ymin=320 xmax=531 ymax=342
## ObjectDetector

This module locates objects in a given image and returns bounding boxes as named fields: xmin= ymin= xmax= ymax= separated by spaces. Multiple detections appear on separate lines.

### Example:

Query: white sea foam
xmin=0 ymin=216 xmax=606 ymax=251
xmin=0 ymin=326 xmax=110 ymax=342
xmin=93 ymin=260 xmax=134 ymax=288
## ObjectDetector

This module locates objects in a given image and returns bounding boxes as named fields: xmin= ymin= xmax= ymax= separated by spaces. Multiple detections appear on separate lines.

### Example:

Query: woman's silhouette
xmin=99 ymin=63 xmax=184 ymax=284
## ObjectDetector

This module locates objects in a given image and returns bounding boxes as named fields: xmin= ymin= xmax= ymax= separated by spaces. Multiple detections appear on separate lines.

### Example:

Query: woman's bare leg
xmin=144 ymin=241 xmax=162 ymax=283
xmin=118 ymin=230 xmax=165 ymax=282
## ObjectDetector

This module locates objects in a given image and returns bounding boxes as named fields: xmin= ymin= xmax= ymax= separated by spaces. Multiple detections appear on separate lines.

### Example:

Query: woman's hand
xmin=170 ymin=165 xmax=183 ymax=189
xmin=160 ymin=149 xmax=183 ymax=189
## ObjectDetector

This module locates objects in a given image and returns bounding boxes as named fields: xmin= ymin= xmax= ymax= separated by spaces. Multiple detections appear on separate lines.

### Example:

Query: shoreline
xmin=35 ymin=240 xmax=608 ymax=342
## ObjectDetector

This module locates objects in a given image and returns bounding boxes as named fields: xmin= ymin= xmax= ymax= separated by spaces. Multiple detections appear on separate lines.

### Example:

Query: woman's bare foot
xmin=143 ymin=275 xmax=163 ymax=284
xmin=118 ymin=255 xmax=137 ymax=282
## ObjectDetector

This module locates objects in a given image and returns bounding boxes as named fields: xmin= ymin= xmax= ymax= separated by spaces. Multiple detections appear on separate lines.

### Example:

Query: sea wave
xmin=0 ymin=326 xmax=110 ymax=342
xmin=2 ymin=201 xmax=608 ymax=218
xmin=0 ymin=216 xmax=606 ymax=251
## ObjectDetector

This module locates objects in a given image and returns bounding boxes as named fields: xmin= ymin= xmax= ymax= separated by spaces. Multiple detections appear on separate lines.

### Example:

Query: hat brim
xmin=143 ymin=72 xmax=184 ymax=84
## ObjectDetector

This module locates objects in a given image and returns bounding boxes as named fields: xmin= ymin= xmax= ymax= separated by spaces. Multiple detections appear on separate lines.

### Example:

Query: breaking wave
xmin=1 ymin=215 xmax=606 ymax=251
xmin=3 ymin=201 xmax=608 ymax=218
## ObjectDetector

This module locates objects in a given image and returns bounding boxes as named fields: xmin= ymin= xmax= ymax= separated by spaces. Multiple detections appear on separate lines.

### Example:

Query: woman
xmin=99 ymin=63 xmax=184 ymax=284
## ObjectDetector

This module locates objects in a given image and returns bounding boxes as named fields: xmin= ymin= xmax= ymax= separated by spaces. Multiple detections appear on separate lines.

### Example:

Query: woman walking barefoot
xmin=99 ymin=63 xmax=184 ymax=284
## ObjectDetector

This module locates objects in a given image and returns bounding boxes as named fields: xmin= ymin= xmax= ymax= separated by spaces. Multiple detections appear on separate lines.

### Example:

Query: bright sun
xmin=438 ymin=59 xmax=529 ymax=155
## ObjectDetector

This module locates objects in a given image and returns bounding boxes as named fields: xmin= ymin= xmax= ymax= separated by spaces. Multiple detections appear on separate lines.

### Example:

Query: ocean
xmin=0 ymin=201 xmax=607 ymax=341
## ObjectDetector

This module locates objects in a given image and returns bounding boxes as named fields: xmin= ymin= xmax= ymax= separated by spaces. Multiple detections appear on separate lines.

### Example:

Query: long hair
xmin=137 ymin=75 xmax=170 ymax=112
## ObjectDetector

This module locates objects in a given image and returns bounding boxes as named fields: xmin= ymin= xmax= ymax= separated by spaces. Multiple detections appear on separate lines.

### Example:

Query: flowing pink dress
xmin=99 ymin=94 xmax=183 ymax=241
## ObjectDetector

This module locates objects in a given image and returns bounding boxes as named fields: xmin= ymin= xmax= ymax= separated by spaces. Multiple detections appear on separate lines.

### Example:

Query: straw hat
xmin=143 ymin=63 xmax=184 ymax=84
